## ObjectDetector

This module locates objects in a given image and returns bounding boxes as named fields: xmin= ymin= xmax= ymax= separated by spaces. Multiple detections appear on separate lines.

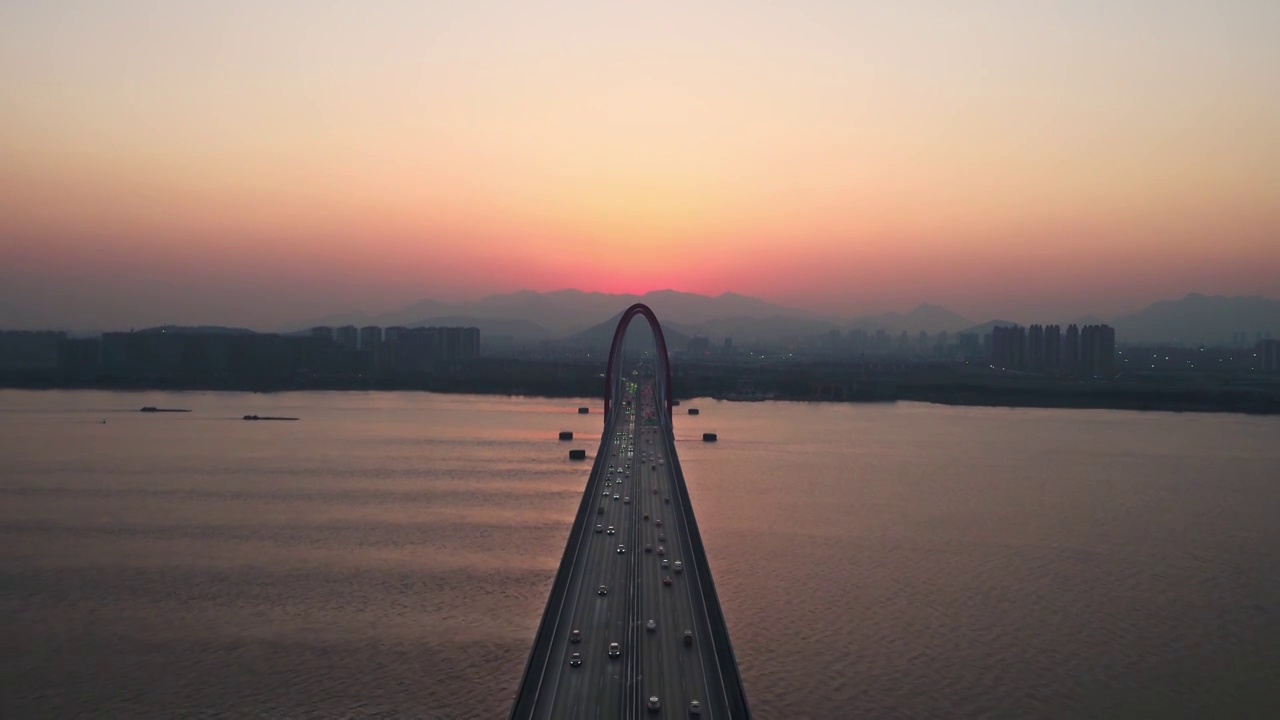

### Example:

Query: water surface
xmin=2 ymin=390 xmax=1277 ymax=718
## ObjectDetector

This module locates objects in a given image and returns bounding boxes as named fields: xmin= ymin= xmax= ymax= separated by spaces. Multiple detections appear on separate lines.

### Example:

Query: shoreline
xmin=4 ymin=379 xmax=1277 ymax=417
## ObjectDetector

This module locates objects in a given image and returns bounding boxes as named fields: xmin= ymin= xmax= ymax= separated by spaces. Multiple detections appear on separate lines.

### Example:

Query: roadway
xmin=517 ymin=380 xmax=731 ymax=719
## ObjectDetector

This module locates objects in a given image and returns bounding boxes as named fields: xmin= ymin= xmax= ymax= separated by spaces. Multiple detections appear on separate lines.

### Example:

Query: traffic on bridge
xmin=510 ymin=304 xmax=749 ymax=719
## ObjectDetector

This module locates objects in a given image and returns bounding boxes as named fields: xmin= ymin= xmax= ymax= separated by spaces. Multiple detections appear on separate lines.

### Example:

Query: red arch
xmin=603 ymin=303 xmax=673 ymax=423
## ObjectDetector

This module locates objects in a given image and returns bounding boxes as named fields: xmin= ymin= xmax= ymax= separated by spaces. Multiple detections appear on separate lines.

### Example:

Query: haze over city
xmin=3 ymin=1 xmax=1278 ymax=330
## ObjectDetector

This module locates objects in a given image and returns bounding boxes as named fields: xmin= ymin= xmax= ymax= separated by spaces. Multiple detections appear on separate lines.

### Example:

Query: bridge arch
xmin=603 ymin=303 xmax=673 ymax=424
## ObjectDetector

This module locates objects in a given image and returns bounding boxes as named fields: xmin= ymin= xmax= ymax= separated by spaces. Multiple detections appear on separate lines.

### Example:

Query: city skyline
xmin=3 ymin=2 xmax=1279 ymax=330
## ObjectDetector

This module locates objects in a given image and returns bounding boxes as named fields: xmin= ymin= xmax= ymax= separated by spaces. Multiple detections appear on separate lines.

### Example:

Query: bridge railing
xmin=660 ymin=419 xmax=752 ymax=718
xmin=508 ymin=426 xmax=613 ymax=719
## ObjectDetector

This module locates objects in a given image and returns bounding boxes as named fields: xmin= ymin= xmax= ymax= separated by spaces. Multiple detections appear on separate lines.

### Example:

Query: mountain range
xmin=290 ymin=291 xmax=1280 ymax=347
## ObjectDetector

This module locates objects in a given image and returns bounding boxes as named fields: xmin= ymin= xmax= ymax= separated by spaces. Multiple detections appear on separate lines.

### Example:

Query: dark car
xmin=595 ymin=524 xmax=603 ymax=533
xmin=683 ymin=630 xmax=694 ymax=647
xmin=663 ymin=576 xmax=673 ymax=586
xmin=608 ymin=642 xmax=621 ymax=658
xmin=689 ymin=699 xmax=702 ymax=715
xmin=644 ymin=544 xmax=652 ymax=553
xmin=569 ymin=652 xmax=582 ymax=667
xmin=617 ymin=545 xmax=626 ymax=554
xmin=655 ymin=519 xmax=663 ymax=527
xmin=570 ymin=629 xmax=581 ymax=643
xmin=597 ymin=585 xmax=607 ymax=596
xmin=647 ymin=696 xmax=661 ymax=713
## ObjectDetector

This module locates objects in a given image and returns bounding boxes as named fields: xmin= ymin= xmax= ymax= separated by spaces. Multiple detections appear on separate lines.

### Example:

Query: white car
xmin=673 ymin=561 xmax=683 ymax=573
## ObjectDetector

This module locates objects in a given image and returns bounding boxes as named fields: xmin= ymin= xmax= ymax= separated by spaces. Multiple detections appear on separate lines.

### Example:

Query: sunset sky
xmin=2 ymin=1 xmax=1278 ymax=330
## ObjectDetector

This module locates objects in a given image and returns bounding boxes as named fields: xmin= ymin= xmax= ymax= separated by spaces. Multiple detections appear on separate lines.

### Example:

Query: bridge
xmin=510 ymin=304 xmax=751 ymax=719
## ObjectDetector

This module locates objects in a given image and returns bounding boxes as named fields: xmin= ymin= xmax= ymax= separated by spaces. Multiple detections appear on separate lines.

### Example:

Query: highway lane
xmin=526 ymin=380 xmax=732 ymax=719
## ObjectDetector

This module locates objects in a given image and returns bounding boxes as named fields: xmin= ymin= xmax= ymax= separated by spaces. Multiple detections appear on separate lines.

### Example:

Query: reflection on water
xmin=2 ymin=391 xmax=1278 ymax=718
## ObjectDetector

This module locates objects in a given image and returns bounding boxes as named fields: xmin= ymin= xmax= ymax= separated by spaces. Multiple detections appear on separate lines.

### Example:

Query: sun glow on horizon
xmin=1 ymin=1 xmax=1278 ymax=329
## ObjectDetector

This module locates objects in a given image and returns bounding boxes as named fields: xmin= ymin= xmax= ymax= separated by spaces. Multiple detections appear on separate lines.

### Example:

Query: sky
xmin=2 ymin=0 xmax=1278 ymax=330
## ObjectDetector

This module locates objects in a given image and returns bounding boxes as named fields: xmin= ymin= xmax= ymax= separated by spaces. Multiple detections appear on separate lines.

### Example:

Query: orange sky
xmin=1 ymin=1 xmax=1278 ymax=329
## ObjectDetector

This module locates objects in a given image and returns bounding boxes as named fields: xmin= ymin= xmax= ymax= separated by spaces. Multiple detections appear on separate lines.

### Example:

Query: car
xmin=607 ymin=526 xmax=615 ymax=535
xmin=643 ymin=513 xmax=649 ymax=521
xmin=613 ymin=494 xmax=619 ymax=501
xmin=684 ymin=630 xmax=694 ymax=647
xmin=673 ymin=561 xmax=683 ymax=573
xmin=624 ymin=497 xmax=631 ymax=504
xmin=598 ymin=506 xmax=605 ymax=514
xmin=655 ymin=518 xmax=662 ymax=527
xmin=647 ymin=696 xmax=661 ymax=713
xmin=689 ymin=699 xmax=702 ymax=715
xmin=617 ymin=545 xmax=626 ymax=554
xmin=646 ymin=619 xmax=656 ymax=632
xmin=657 ymin=546 xmax=665 ymax=556
xmin=608 ymin=642 xmax=621 ymax=658
xmin=663 ymin=576 xmax=673 ymax=586
xmin=595 ymin=524 xmax=603 ymax=533
xmin=652 ymin=487 xmax=658 ymax=494
xmin=644 ymin=544 xmax=652 ymax=553
xmin=569 ymin=652 xmax=582 ymax=667
xmin=661 ymin=559 xmax=669 ymax=568
xmin=658 ymin=533 xmax=665 ymax=541
xmin=570 ymin=629 xmax=581 ymax=643
xmin=664 ymin=496 xmax=670 ymax=503
xmin=597 ymin=585 xmax=608 ymax=596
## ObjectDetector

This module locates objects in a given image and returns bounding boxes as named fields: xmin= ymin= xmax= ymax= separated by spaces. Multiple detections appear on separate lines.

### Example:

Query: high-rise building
xmin=991 ymin=325 xmax=1027 ymax=370
xmin=463 ymin=327 xmax=480 ymax=359
xmin=1064 ymin=324 xmax=1080 ymax=370
xmin=1261 ymin=339 xmax=1279 ymax=373
xmin=1079 ymin=324 xmax=1116 ymax=377
xmin=359 ymin=326 xmax=381 ymax=351
xmin=310 ymin=326 xmax=333 ymax=342
xmin=1044 ymin=325 xmax=1061 ymax=370
xmin=1028 ymin=324 xmax=1045 ymax=370
xmin=335 ymin=325 xmax=358 ymax=349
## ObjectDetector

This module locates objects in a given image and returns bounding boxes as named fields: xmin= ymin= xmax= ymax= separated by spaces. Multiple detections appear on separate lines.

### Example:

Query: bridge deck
xmin=510 ymin=380 xmax=749 ymax=719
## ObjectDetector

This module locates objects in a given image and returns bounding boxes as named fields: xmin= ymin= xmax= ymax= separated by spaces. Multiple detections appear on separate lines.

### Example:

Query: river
xmin=2 ymin=390 xmax=1277 ymax=718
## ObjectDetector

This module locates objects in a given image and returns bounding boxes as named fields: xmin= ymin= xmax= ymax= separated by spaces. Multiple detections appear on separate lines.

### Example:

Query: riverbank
xmin=6 ymin=375 xmax=1279 ymax=416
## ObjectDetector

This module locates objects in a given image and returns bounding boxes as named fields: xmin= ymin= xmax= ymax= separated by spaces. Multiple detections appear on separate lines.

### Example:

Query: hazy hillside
xmin=850 ymin=304 xmax=973 ymax=334
xmin=403 ymin=315 xmax=553 ymax=341
xmin=290 ymin=289 xmax=819 ymax=338
xmin=1112 ymin=294 xmax=1280 ymax=345
xmin=563 ymin=310 xmax=693 ymax=353
xmin=959 ymin=320 xmax=1022 ymax=336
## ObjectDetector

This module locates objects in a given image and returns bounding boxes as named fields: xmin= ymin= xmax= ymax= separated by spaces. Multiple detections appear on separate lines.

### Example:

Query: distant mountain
xmin=136 ymin=325 xmax=255 ymax=335
xmin=563 ymin=310 xmax=693 ymax=353
xmin=288 ymin=289 xmax=820 ymax=339
xmin=1111 ymin=294 xmax=1280 ymax=345
xmin=959 ymin=320 xmax=1022 ymax=336
xmin=403 ymin=315 xmax=553 ymax=341
xmin=1068 ymin=315 xmax=1107 ymax=327
xmin=674 ymin=316 xmax=842 ymax=345
xmin=851 ymin=304 xmax=973 ymax=334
